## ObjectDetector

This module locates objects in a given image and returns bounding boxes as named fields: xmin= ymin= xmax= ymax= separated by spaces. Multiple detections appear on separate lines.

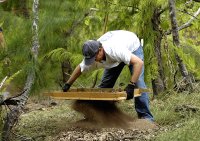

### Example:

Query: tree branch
xmin=177 ymin=9 xmax=199 ymax=19
xmin=65 ymin=8 xmax=98 ymax=37
xmin=165 ymin=7 xmax=200 ymax=35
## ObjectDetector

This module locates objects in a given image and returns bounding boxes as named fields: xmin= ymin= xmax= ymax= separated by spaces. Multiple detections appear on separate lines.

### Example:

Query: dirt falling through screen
xmin=72 ymin=100 xmax=135 ymax=128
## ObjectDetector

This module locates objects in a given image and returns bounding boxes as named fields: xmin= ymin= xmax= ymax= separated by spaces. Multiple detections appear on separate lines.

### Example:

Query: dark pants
xmin=98 ymin=46 xmax=154 ymax=121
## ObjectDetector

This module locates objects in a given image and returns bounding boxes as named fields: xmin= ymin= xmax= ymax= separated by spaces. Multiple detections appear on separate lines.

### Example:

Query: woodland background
xmin=0 ymin=0 xmax=200 ymax=141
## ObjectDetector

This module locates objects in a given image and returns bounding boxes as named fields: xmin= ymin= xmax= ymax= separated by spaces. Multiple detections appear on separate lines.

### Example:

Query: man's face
xmin=95 ymin=48 xmax=104 ymax=62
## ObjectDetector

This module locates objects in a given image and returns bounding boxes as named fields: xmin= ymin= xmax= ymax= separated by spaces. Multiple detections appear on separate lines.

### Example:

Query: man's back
xmin=98 ymin=30 xmax=140 ymax=52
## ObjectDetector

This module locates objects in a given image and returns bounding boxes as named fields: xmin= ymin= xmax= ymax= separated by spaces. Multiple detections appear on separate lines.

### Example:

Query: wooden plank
xmin=68 ymin=88 xmax=123 ymax=92
xmin=44 ymin=88 xmax=152 ymax=101
xmin=45 ymin=91 xmax=127 ymax=101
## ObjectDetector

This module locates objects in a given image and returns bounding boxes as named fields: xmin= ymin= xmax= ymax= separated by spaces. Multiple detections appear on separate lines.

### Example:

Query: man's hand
xmin=125 ymin=83 xmax=136 ymax=100
xmin=63 ymin=83 xmax=71 ymax=92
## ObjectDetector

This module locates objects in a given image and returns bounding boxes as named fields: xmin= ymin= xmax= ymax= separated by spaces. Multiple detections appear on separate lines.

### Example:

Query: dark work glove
xmin=125 ymin=83 xmax=136 ymax=100
xmin=63 ymin=83 xmax=71 ymax=92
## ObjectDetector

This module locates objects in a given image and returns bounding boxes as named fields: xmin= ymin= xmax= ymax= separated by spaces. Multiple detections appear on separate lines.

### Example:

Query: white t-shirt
xmin=80 ymin=30 xmax=140 ymax=72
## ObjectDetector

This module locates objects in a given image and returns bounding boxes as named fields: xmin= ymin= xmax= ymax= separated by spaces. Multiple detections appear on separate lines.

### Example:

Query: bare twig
xmin=177 ymin=9 xmax=199 ymax=19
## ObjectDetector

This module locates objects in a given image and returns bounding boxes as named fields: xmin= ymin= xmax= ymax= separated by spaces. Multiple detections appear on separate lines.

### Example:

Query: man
xmin=63 ymin=30 xmax=154 ymax=121
xmin=0 ymin=27 xmax=6 ymax=49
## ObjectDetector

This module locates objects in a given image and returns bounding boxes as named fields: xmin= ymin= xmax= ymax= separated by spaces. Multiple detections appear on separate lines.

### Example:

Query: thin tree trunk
xmin=2 ymin=0 xmax=40 ymax=140
xmin=102 ymin=0 xmax=109 ymax=34
xmin=168 ymin=0 xmax=193 ymax=91
xmin=151 ymin=8 xmax=166 ymax=95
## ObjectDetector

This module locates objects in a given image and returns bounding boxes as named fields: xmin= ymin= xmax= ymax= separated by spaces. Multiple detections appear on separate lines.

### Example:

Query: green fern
xmin=0 ymin=70 xmax=22 ymax=92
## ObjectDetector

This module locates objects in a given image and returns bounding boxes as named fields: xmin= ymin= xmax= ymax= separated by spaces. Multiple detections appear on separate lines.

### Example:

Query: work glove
xmin=125 ymin=82 xmax=137 ymax=100
xmin=62 ymin=83 xmax=71 ymax=92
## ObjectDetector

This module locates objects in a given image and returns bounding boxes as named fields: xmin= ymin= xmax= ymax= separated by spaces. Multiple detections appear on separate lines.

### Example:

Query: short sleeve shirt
xmin=80 ymin=30 xmax=140 ymax=72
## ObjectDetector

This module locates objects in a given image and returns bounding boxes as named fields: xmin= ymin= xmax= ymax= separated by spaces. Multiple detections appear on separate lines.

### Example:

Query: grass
xmin=152 ymin=91 xmax=200 ymax=141
xmin=154 ymin=118 xmax=200 ymax=141
xmin=0 ymin=90 xmax=200 ymax=140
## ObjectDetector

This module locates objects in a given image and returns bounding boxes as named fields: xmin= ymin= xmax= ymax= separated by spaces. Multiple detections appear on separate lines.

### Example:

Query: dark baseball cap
xmin=82 ymin=40 xmax=102 ymax=65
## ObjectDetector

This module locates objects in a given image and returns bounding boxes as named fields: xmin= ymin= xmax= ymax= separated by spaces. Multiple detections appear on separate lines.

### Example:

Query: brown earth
xmin=22 ymin=99 xmax=159 ymax=141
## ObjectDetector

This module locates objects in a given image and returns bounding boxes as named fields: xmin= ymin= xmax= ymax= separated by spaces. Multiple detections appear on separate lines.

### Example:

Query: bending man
xmin=63 ymin=30 xmax=154 ymax=121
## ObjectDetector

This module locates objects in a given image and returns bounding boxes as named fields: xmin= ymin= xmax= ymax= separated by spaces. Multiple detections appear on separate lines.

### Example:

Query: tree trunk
xmin=151 ymin=8 xmax=166 ymax=95
xmin=2 ymin=0 xmax=40 ymax=140
xmin=168 ymin=0 xmax=193 ymax=91
xmin=102 ymin=0 xmax=109 ymax=34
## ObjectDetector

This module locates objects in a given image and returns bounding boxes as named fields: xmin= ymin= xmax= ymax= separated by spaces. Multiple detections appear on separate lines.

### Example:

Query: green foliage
xmin=174 ymin=46 xmax=196 ymax=72
xmin=0 ymin=70 xmax=21 ymax=92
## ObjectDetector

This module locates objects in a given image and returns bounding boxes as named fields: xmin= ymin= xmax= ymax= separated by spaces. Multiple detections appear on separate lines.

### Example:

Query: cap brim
xmin=84 ymin=56 xmax=95 ymax=66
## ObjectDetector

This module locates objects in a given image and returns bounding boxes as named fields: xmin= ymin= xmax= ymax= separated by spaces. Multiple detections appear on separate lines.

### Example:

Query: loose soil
xmin=21 ymin=99 xmax=159 ymax=141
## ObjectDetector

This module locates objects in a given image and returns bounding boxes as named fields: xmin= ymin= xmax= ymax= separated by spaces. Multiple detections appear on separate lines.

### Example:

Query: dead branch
xmin=0 ymin=89 xmax=27 ymax=106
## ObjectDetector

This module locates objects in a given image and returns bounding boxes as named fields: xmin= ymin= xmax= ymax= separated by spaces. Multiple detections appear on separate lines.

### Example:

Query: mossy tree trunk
xmin=168 ymin=0 xmax=193 ymax=92
xmin=151 ymin=7 xmax=166 ymax=95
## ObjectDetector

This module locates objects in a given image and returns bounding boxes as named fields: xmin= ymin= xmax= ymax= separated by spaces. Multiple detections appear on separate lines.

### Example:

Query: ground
xmin=11 ymin=98 xmax=159 ymax=141
xmin=3 ymin=91 xmax=200 ymax=141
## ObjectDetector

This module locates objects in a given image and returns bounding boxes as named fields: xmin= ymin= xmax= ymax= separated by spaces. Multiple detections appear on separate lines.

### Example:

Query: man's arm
xmin=63 ymin=64 xmax=82 ymax=92
xmin=129 ymin=54 xmax=143 ymax=83
xmin=66 ymin=64 xmax=82 ymax=85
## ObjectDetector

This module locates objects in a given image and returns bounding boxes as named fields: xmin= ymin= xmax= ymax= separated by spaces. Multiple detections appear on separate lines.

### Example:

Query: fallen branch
xmin=0 ymin=89 xmax=27 ymax=106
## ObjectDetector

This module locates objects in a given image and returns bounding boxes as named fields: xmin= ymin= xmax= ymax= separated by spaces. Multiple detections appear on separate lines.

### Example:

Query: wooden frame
xmin=45 ymin=88 xmax=151 ymax=101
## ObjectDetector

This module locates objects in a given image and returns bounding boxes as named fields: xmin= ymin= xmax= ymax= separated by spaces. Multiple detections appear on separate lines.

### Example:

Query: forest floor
xmin=4 ymin=89 xmax=200 ymax=141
